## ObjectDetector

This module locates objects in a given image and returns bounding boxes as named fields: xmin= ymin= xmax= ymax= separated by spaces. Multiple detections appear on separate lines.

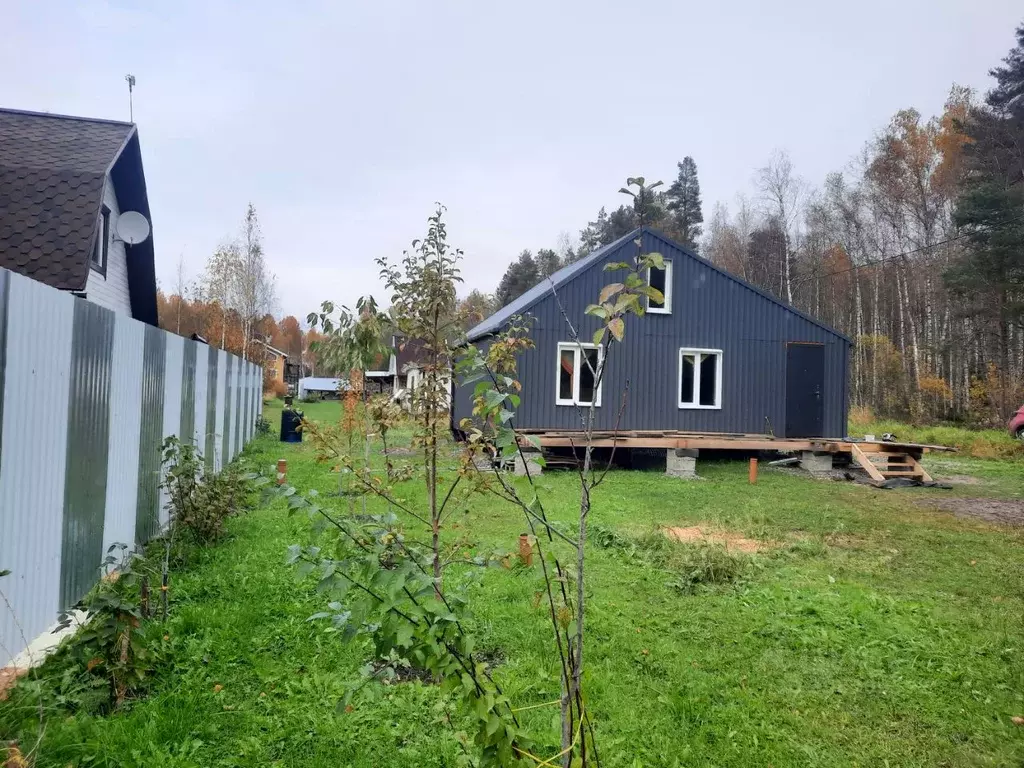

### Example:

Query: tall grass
xmin=848 ymin=405 xmax=1023 ymax=458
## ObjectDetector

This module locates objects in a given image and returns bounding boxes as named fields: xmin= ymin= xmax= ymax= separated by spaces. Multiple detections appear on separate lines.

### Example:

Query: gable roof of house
xmin=257 ymin=339 xmax=289 ymax=359
xmin=0 ymin=108 xmax=158 ymax=324
xmin=466 ymin=226 xmax=852 ymax=344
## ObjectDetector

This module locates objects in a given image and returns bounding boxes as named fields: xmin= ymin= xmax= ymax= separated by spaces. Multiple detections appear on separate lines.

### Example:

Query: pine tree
xmin=494 ymin=250 xmax=539 ymax=307
xmin=536 ymin=248 xmax=562 ymax=278
xmin=987 ymin=22 xmax=1024 ymax=120
xmin=666 ymin=156 xmax=704 ymax=251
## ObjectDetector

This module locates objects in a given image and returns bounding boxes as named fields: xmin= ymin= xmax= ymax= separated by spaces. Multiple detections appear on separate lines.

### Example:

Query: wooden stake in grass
xmin=749 ymin=457 xmax=758 ymax=484
xmin=519 ymin=534 xmax=533 ymax=566
xmin=276 ymin=459 xmax=287 ymax=486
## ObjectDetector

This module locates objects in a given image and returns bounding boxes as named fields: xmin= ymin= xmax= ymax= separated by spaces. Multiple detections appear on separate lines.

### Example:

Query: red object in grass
xmin=1009 ymin=405 xmax=1024 ymax=441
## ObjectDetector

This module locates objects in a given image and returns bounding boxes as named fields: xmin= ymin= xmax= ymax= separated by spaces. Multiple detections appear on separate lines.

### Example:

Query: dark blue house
xmin=455 ymin=227 xmax=852 ymax=439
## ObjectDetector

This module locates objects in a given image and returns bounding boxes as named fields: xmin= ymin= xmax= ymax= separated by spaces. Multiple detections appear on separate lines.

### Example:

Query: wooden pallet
xmin=849 ymin=443 xmax=933 ymax=484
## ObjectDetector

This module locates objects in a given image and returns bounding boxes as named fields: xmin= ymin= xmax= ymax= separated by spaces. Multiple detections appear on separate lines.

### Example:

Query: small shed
xmin=454 ymin=227 xmax=851 ymax=439
xmin=298 ymin=377 xmax=347 ymax=399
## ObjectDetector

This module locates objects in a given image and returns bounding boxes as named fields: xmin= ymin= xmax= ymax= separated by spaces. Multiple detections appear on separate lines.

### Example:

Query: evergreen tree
xmin=536 ymin=248 xmax=562 ymax=278
xmin=987 ymin=22 xmax=1024 ymax=120
xmin=947 ymin=181 xmax=1024 ymax=418
xmin=665 ymin=156 xmax=704 ymax=251
xmin=494 ymin=249 xmax=539 ymax=307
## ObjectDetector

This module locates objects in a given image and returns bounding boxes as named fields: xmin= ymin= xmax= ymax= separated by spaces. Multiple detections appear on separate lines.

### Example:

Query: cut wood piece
xmin=850 ymin=443 xmax=887 ymax=483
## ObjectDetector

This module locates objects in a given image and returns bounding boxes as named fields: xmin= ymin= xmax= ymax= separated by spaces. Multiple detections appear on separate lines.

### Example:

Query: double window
xmin=646 ymin=260 xmax=672 ymax=313
xmin=556 ymin=341 xmax=603 ymax=406
xmin=91 ymin=205 xmax=110 ymax=274
xmin=678 ymin=348 xmax=722 ymax=409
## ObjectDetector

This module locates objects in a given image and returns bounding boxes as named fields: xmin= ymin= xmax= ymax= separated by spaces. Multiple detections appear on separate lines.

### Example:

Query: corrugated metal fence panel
xmin=222 ymin=353 xmax=234 ymax=466
xmin=103 ymin=313 xmax=144 ymax=557
xmin=159 ymin=335 xmax=184 ymax=528
xmin=214 ymin=349 xmax=227 ymax=473
xmin=194 ymin=345 xmax=208 ymax=462
xmin=135 ymin=325 xmax=166 ymax=543
xmin=246 ymin=364 xmax=253 ymax=444
xmin=205 ymin=345 xmax=218 ymax=472
xmin=180 ymin=340 xmax=197 ymax=448
xmin=0 ymin=273 xmax=75 ymax=664
xmin=0 ymin=266 xmax=264 ymax=663
xmin=60 ymin=300 xmax=115 ymax=609
xmin=233 ymin=358 xmax=243 ymax=458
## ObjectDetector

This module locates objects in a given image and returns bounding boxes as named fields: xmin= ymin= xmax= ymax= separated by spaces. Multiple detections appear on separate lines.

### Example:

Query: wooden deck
xmin=517 ymin=430 xmax=955 ymax=483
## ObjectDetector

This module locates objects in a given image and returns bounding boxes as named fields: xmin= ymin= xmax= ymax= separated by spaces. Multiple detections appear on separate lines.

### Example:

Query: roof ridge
xmin=0 ymin=106 xmax=134 ymax=128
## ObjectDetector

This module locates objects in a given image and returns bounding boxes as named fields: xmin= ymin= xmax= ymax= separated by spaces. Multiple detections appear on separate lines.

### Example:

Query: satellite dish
xmin=115 ymin=211 xmax=151 ymax=245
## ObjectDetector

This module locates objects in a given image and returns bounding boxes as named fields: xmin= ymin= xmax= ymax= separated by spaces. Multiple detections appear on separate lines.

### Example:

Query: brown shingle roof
xmin=0 ymin=109 xmax=135 ymax=291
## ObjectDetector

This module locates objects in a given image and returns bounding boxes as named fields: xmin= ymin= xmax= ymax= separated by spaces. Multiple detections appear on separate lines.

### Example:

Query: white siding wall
xmin=83 ymin=178 xmax=133 ymax=317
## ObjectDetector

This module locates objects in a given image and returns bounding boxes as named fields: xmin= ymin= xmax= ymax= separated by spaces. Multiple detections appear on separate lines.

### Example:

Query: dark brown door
xmin=786 ymin=343 xmax=825 ymax=437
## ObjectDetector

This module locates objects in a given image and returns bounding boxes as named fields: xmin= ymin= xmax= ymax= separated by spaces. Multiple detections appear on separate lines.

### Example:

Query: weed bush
xmin=54 ymin=546 xmax=166 ymax=711
xmin=160 ymin=438 xmax=254 ymax=546
xmin=299 ymin=391 xmax=322 ymax=403
xmin=255 ymin=413 xmax=272 ymax=436
xmin=669 ymin=543 xmax=753 ymax=594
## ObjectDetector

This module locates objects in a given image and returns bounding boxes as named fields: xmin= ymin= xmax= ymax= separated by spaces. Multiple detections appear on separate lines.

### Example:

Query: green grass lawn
xmin=3 ymin=399 xmax=1024 ymax=767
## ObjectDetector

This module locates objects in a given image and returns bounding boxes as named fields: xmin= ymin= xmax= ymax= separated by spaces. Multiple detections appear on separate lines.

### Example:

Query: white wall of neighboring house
xmin=84 ymin=178 xmax=133 ymax=316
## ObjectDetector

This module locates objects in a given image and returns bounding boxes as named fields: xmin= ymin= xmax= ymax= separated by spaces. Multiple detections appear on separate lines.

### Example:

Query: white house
xmin=0 ymin=108 xmax=158 ymax=324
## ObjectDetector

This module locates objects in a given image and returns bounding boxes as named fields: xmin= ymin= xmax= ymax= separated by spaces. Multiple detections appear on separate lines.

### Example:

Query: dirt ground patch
xmin=934 ymin=474 xmax=985 ymax=486
xmin=663 ymin=526 xmax=775 ymax=553
xmin=920 ymin=497 xmax=1024 ymax=526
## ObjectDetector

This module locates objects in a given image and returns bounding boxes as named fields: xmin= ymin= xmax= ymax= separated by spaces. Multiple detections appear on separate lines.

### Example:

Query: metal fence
xmin=0 ymin=268 xmax=263 ymax=664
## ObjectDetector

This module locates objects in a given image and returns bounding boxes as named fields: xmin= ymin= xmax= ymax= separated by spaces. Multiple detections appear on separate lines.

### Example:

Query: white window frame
xmin=646 ymin=259 xmax=672 ymax=314
xmin=677 ymin=347 xmax=723 ymax=410
xmin=91 ymin=205 xmax=110 ymax=273
xmin=555 ymin=341 xmax=603 ymax=407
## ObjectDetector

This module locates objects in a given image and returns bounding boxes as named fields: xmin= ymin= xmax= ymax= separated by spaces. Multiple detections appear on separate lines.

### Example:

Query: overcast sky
xmin=2 ymin=1 xmax=1020 ymax=321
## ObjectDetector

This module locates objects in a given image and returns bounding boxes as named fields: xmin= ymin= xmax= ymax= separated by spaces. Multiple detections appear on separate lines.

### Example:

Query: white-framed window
xmin=91 ymin=205 xmax=110 ymax=274
xmin=556 ymin=341 xmax=603 ymax=407
xmin=678 ymin=348 xmax=722 ymax=409
xmin=646 ymin=260 xmax=672 ymax=313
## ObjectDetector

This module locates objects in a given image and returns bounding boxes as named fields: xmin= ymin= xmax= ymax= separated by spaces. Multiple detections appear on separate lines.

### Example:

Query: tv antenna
xmin=125 ymin=74 xmax=136 ymax=122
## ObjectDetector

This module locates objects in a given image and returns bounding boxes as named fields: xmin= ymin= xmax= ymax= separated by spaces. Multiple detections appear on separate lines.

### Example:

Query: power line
xmin=792 ymin=234 xmax=965 ymax=286
xmin=794 ymin=208 xmax=1024 ymax=286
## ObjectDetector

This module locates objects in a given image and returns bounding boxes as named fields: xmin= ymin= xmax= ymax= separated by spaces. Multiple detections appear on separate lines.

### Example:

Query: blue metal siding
xmin=455 ymin=230 xmax=850 ymax=437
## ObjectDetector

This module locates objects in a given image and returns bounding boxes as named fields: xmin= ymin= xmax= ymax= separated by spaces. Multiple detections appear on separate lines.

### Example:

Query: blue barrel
xmin=280 ymin=408 xmax=303 ymax=443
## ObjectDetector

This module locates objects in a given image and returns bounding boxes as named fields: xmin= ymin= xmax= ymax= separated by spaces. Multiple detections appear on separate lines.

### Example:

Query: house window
xmin=91 ymin=205 xmax=110 ymax=274
xmin=646 ymin=260 xmax=672 ymax=313
xmin=556 ymin=341 xmax=603 ymax=406
xmin=678 ymin=348 xmax=722 ymax=409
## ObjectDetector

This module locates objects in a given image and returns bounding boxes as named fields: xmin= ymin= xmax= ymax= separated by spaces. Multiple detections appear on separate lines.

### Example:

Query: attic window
xmin=556 ymin=341 xmax=603 ymax=407
xmin=646 ymin=260 xmax=672 ymax=313
xmin=678 ymin=348 xmax=722 ymax=409
xmin=91 ymin=205 xmax=110 ymax=274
